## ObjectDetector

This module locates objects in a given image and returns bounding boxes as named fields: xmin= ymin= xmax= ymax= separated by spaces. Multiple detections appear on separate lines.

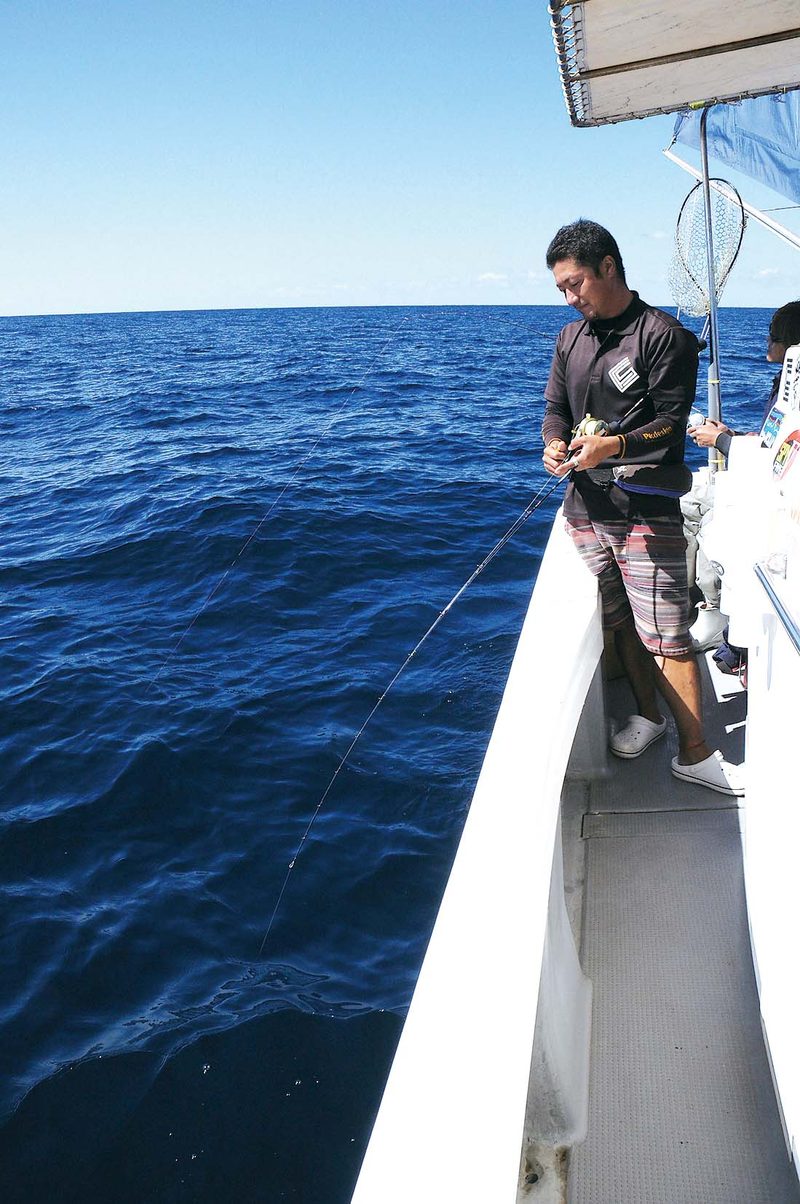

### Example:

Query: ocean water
xmin=0 ymin=304 xmax=774 ymax=1201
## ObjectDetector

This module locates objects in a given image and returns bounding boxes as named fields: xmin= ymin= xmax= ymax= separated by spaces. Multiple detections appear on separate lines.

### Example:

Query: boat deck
xmin=564 ymin=657 xmax=800 ymax=1203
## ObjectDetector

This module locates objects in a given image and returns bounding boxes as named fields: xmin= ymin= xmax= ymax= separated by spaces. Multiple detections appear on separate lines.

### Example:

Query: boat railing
xmin=754 ymin=560 xmax=800 ymax=655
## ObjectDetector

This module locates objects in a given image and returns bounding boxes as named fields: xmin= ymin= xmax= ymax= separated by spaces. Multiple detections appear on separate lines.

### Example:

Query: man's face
xmin=767 ymin=333 xmax=786 ymax=365
xmin=551 ymin=255 xmax=618 ymax=320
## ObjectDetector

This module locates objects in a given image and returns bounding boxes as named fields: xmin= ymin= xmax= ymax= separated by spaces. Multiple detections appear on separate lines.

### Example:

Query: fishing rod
xmin=258 ymin=465 xmax=570 ymax=954
xmin=147 ymin=312 xmax=414 ymax=692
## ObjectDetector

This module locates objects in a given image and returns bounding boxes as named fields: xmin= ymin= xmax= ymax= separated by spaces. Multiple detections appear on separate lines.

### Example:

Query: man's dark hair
xmin=769 ymin=300 xmax=800 ymax=348
xmin=545 ymin=219 xmax=626 ymax=283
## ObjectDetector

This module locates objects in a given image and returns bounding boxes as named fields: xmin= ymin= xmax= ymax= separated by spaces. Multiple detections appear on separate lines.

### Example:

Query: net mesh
xmin=668 ymin=180 xmax=746 ymax=317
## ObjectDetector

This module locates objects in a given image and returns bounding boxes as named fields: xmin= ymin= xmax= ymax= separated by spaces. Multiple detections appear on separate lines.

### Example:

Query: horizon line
xmin=0 ymin=301 xmax=773 ymax=321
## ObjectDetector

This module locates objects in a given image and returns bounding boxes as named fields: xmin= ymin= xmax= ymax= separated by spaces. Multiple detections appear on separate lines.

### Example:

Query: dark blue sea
xmin=0 ymin=304 xmax=773 ymax=1201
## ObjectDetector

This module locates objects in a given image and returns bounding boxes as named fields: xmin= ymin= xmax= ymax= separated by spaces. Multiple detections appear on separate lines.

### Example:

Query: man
xmin=541 ymin=218 xmax=742 ymax=796
xmin=690 ymin=299 xmax=800 ymax=456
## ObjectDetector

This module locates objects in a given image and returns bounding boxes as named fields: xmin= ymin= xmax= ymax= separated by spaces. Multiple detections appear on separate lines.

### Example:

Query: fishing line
xmin=147 ymin=312 xmax=414 ymax=691
xmin=258 ymin=466 xmax=570 ymax=954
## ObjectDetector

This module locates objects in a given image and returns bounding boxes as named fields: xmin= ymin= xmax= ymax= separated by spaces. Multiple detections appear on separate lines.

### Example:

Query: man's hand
xmin=565 ymin=433 xmax=621 ymax=472
xmin=543 ymin=438 xmax=569 ymax=475
xmin=688 ymin=418 xmax=731 ymax=448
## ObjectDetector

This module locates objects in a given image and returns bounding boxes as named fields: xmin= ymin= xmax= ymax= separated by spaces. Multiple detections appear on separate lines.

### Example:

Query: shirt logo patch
xmin=608 ymin=357 xmax=639 ymax=393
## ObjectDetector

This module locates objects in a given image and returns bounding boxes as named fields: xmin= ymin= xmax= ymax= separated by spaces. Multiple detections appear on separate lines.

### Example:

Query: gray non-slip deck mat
xmin=569 ymin=804 xmax=799 ymax=1203
xmin=595 ymin=654 xmax=747 ymax=814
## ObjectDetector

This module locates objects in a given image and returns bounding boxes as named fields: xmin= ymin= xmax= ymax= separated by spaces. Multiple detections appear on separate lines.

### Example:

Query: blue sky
xmin=1 ymin=0 xmax=798 ymax=316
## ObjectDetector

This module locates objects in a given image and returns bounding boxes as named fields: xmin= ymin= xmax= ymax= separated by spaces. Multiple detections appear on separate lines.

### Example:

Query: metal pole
xmin=699 ymin=107 xmax=724 ymax=471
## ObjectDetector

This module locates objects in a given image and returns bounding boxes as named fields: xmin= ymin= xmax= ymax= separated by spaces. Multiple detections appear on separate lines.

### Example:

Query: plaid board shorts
xmin=564 ymin=498 xmax=692 ymax=657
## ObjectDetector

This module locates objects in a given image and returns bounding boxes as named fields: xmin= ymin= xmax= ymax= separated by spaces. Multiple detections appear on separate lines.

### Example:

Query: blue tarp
xmin=673 ymin=93 xmax=800 ymax=205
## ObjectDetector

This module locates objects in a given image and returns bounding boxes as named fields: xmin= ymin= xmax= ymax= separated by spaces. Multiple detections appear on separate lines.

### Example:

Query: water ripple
xmin=0 ymin=303 xmax=774 ymax=1196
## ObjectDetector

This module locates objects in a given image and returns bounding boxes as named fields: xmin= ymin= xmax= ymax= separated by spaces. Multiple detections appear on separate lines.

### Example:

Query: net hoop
xmin=668 ymin=178 xmax=746 ymax=318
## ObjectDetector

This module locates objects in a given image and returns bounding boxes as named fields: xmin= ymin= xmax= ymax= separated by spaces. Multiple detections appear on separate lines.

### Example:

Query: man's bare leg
xmin=654 ymin=652 xmax=711 ymax=765
xmin=613 ymin=620 xmax=662 ymax=724
xmin=614 ymin=619 xmax=711 ymax=765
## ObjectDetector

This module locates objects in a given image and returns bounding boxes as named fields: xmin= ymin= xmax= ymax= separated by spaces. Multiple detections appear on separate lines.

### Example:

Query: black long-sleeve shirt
xmin=542 ymin=293 xmax=700 ymax=467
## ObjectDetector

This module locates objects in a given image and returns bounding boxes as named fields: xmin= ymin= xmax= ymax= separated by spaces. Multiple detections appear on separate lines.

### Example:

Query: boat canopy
xmin=550 ymin=0 xmax=800 ymax=127
xmin=673 ymin=94 xmax=800 ymax=206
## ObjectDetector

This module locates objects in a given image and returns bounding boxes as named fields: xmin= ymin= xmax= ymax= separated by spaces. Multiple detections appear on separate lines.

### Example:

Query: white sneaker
xmin=671 ymin=751 xmax=745 ymax=797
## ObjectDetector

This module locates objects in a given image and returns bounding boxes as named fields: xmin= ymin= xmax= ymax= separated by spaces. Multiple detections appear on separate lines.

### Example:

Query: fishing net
xmin=668 ymin=179 xmax=746 ymax=317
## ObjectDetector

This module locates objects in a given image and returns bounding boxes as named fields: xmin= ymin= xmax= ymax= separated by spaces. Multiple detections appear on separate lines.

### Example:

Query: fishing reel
xmin=573 ymin=414 xmax=610 ymax=438
xmin=561 ymin=413 xmax=612 ymax=468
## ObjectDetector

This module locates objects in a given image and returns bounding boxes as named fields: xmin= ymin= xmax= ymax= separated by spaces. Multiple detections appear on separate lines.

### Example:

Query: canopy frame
xmin=549 ymin=0 xmax=800 ymax=128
